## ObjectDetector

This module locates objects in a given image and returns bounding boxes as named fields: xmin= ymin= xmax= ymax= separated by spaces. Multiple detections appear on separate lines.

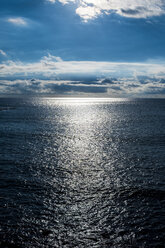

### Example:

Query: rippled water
xmin=0 ymin=97 xmax=165 ymax=248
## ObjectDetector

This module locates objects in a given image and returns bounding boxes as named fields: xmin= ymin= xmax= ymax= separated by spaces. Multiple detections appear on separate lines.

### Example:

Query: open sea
xmin=0 ymin=97 xmax=165 ymax=248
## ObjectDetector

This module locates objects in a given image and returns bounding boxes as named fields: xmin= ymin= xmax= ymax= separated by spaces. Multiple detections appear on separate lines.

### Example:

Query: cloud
xmin=0 ymin=79 xmax=107 ymax=95
xmin=160 ymin=78 xmax=165 ymax=84
xmin=0 ymin=76 xmax=164 ymax=97
xmin=76 ymin=5 xmax=101 ymax=21
xmin=7 ymin=17 xmax=27 ymax=26
xmin=0 ymin=54 xmax=165 ymax=97
xmin=47 ymin=0 xmax=56 ymax=2
xmin=47 ymin=0 xmax=75 ymax=4
xmin=0 ymin=54 xmax=165 ymax=79
xmin=100 ymin=78 xmax=116 ymax=85
xmin=46 ymin=82 xmax=107 ymax=93
xmin=48 ymin=0 xmax=165 ymax=21
xmin=0 ymin=50 xmax=7 ymax=57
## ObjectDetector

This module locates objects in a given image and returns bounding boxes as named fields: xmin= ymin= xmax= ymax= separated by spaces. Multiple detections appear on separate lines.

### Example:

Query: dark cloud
xmin=160 ymin=79 xmax=165 ymax=84
xmin=108 ymin=85 xmax=121 ymax=91
xmin=147 ymin=87 xmax=165 ymax=94
xmin=100 ymin=78 xmax=116 ymax=85
xmin=139 ymin=78 xmax=157 ymax=84
xmin=0 ymin=80 xmax=108 ymax=94
xmin=46 ymin=83 xmax=107 ymax=94
xmin=121 ymin=7 xmax=145 ymax=15
xmin=0 ymin=77 xmax=164 ymax=96
xmin=0 ymin=82 xmax=8 ymax=86
xmin=69 ymin=80 xmax=99 ymax=85
xmin=0 ymin=80 xmax=42 ymax=94
xmin=126 ymin=84 xmax=140 ymax=88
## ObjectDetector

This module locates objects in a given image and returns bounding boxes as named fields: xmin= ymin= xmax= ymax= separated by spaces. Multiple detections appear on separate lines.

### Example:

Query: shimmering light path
xmin=0 ymin=98 xmax=165 ymax=247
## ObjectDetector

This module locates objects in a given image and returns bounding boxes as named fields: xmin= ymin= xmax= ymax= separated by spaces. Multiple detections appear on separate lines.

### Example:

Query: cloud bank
xmin=0 ymin=77 xmax=164 ymax=97
xmin=0 ymin=54 xmax=165 ymax=97
xmin=1 ymin=54 xmax=165 ymax=79
xmin=47 ymin=0 xmax=165 ymax=21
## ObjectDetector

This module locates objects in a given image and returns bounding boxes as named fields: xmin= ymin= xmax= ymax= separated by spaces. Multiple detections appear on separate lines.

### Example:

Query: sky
xmin=0 ymin=0 xmax=165 ymax=97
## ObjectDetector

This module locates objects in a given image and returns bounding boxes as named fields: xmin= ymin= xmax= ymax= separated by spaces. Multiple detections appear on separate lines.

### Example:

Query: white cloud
xmin=41 ymin=53 xmax=63 ymax=62
xmin=0 ymin=50 xmax=7 ymax=57
xmin=0 ymin=55 xmax=165 ymax=79
xmin=76 ymin=5 xmax=101 ymax=21
xmin=49 ymin=0 xmax=165 ymax=21
xmin=47 ymin=0 xmax=56 ymax=3
xmin=7 ymin=17 xmax=27 ymax=26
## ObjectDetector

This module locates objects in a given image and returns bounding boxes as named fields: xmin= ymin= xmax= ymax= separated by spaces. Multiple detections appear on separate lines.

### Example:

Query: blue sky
xmin=0 ymin=0 xmax=165 ymax=97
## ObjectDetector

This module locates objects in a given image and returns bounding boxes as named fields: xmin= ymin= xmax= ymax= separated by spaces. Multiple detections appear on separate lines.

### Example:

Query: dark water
xmin=0 ymin=97 xmax=165 ymax=248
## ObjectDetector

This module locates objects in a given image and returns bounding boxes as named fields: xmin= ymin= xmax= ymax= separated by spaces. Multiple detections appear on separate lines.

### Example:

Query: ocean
xmin=0 ymin=97 xmax=165 ymax=248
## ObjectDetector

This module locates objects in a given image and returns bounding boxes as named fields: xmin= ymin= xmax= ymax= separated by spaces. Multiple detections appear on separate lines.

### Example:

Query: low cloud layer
xmin=0 ymin=77 xmax=164 ymax=97
xmin=48 ymin=0 xmax=165 ymax=21
xmin=0 ymin=54 xmax=164 ymax=97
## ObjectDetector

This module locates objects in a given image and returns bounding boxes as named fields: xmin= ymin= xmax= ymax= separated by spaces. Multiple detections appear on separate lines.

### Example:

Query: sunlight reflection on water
xmin=0 ymin=98 xmax=165 ymax=247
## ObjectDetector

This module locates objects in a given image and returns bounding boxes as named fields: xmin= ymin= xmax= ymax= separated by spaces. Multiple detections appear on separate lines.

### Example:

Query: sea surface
xmin=0 ymin=97 xmax=165 ymax=248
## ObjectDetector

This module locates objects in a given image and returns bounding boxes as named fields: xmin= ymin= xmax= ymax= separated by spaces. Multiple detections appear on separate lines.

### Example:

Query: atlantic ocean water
xmin=0 ymin=97 xmax=165 ymax=248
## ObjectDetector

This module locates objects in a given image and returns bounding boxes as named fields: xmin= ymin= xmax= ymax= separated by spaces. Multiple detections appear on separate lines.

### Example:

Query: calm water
xmin=0 ymin=97 xmax=165 ymax=248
